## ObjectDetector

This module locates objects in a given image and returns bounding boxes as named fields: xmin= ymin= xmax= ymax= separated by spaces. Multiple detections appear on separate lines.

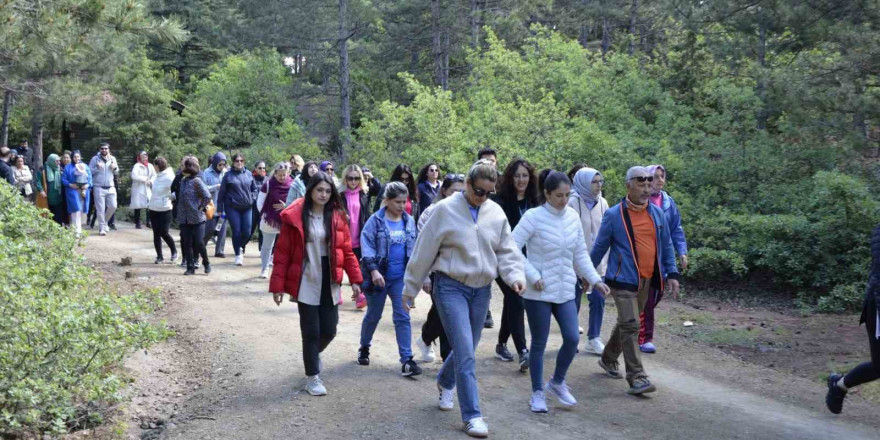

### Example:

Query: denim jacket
xmin=359 ymin=207 xmax=416 ymax=292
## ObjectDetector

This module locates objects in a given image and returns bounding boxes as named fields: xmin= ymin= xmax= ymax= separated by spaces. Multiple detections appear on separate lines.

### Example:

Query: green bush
xmin=685 ymin=247 xmax=747 ymax=281
xmin=810 ymin=284 xmax=865 ymax=314
xmin=0 ymin=185 xmax=169 ymax=436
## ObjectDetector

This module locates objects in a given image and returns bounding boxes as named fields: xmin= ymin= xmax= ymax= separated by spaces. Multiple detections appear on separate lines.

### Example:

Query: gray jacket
xmin=89 ymin=154 xmax=119 ymax=188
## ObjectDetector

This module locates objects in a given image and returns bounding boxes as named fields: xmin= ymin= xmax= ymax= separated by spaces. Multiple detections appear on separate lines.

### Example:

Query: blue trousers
xmin=523 ymin=298 xmax=579 ymax=392
xmin=225 ymin=207 xmax=252 ymax=256
xmin=576 ymin=282 xmax=606 ymax=340
xmin=359 ymin=277 xmax=412 ymax=363
xmin=434 ymin=274 xmax=491 ymax=423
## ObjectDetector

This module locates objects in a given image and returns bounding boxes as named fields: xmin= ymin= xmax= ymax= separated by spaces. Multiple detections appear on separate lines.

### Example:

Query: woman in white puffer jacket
xmin=512 ymin=170 xmax=610 ymax=414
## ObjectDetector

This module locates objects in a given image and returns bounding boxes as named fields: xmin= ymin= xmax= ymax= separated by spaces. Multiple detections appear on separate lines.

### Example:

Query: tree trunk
xmin=432 ymin=0 xmax=450 ymax=90
xmin=628 ymin=0 xmax=638 ymax=55
xmin=756 ymin=21 xmax=768 ymax=131
xmin=30 ymin=102 xmax=44 ymax=169
xmin=0 ymin=90 xmax=11 ymax=149
xmin=601 ymin=16 xmax=611 ymax=57
xmin=470 ymin=0 xmax=481 ymax=48
xmin=338 ymin=0 xmax=351 ymax=161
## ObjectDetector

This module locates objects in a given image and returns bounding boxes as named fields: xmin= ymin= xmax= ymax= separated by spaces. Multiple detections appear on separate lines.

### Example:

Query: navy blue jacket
xmin=217 ymin=167 xmax=256 ymax=213
xmin=590 ymin=198 xmax=681 ymax=292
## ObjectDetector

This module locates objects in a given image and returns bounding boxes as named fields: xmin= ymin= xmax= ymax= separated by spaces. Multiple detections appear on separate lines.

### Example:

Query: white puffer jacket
xmin=512 ymin=203 xmax=603 ymax=304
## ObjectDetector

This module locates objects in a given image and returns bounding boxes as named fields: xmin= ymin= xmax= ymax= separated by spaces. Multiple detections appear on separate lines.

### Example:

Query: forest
xmin=2 ymin=0 xmax=880 ymax=308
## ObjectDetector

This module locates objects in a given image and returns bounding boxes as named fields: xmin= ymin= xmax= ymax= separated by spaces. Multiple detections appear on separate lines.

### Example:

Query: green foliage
xmin=811 ymin=284 xmax=865 ymax=314
xmin=248 ymin=119 xmax=325 ymax=167
xmin=685 ymin=248 xmax=748 ymax=281
xmin=189 ymin=49 xmax=299 ymax=149
xmin=0 ymin=185 xmax=169 ymax=436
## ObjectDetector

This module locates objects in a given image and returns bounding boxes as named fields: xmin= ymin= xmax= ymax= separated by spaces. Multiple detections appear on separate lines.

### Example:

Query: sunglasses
xmin=630 ymin=176 xmax=654 ymax=183
xmin=234 ymin=159 xmax=244 ymax=163
xmin=256 ymin=166 xmax=266 ymax=170
xmin=428 ymin=168 xmax=439 ymax=172
xmin=346 ymin=176 xmax=360 ymax=182
xmin=445 ymin=173 xmax=465 ymax=182
xmin=326 ymin=167 xmax=334 ymax=172
xmin=471 ymin=187 xmax=495 ymax=197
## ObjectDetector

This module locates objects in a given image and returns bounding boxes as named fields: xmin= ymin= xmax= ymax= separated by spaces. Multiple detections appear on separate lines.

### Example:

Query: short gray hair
xmin=383 ymin=181 xmax=409 ymax=200
xmin=467 ymin=159 xmax=498 ymax=184
xmin=625 ymin=166 xmax=649 ymax=183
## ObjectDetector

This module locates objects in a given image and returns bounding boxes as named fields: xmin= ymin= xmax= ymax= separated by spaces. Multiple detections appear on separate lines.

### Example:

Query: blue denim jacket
xmin=360 ymin=207 xmax=416 ymax=292
xmin=590 ymin=198 xmax=681 ymax=292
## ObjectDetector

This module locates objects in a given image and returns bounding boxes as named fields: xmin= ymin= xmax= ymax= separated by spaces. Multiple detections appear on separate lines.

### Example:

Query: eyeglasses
xmin=346 ymin=176 xmax=360 ymax=182
xmin=234 ymin=159 xmax=244 ymax=163
xmin=630 ymin=176 xmax=654 ymax=183
xmin=592 ymin=179 xmax=605 ymax=185
xmin=471 ymin=187 xmax=495 ymax=197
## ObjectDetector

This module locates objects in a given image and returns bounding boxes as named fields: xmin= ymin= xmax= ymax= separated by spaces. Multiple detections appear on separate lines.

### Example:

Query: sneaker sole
xmin=547 ymin=387 xmax=578 ymax=408
xmin=464 ymin=428 xmax=488 ymax=438
xmin=519 ymin=362 xmax=529 ymax=372
xmin=307 ymin=389 xmax=327 ymax=396
xmin=402 ymin=370 xmax=422 ymax=377
xmin=495 ymin=353 xmax=514 ymax=362
xmin=598 ymin=359 xmax=623 ymax=379
xmin=530 ymin=406 xmax=548 ymax=413
xmin=357 ymin=360 xmax=369 ymax=366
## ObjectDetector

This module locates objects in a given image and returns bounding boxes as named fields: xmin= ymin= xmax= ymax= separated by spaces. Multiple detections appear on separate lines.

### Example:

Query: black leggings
xmin=498 ymin=277 xmax=528 ymax=353
xmin=133 ymin=208 xmax=152 ymax=227
xmin=298 ymin=256 xmax=338 ymax=376
xmin=250 ymin=203 xmax=262 ymax=251
xmin=180 ymin=222 xmax=210 ymax=269
xmin=844 ymin=296 xmax=880 ymax=388
xmin=149 ymin=210 xmax=177 ymax=259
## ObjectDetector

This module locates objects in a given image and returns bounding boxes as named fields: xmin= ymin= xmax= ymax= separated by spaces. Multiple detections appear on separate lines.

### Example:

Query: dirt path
xmin=83 ymin=224 xmax=880 ymax=440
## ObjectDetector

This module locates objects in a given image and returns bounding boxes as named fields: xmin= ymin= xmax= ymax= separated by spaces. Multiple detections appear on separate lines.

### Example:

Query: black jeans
xmin=844 ymin=295 xmax=880 ymax=388
xmin=149 ymin=210 xmax=177 ymax=259
xmin=298 ymin=257 xmax=337 ymax=376
xmin=180 ymin=222 xmax=210 ymax=269
xmin=498 ymin=277 xmax=528 ymax=353
xmin=133 ymin=208 xmax=151 ymax=227
xmin=421 ymin=274 xmax=451 ymax=360
xmin=250 ymin=203 xmax=262 ymax=251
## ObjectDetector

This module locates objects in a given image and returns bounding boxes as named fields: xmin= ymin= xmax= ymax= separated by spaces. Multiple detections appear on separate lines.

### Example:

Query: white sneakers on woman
xmin=546 ymin=380 xmax=577 ymax=407
xmin=464 ymin=417 xmax=488 ymax=438
xmin=234 ymin=255 xmax=244 ymax=266
xmin=438 ymin=385 xmax=455 ymax=411
xmin=305 ymin=375 xmax=326 ymax=396
xmin=530 ymin=390 xmax=548 ymax=413
xmin=259 ymin=268 xmax=269 ymax=279
xmin=417 ymin=338 xmax=436 ymax=363
xmin=585 ymin=337 xmax=606 ymax=356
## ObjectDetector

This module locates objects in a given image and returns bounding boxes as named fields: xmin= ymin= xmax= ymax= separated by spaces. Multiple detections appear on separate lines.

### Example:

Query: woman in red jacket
xmin=270 ymin=172 xmax=363 ymax=396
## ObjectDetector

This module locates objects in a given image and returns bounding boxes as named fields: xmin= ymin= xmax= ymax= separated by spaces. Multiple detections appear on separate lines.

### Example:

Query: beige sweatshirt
xmin=403 ymin=192 xmax=525 ymax=298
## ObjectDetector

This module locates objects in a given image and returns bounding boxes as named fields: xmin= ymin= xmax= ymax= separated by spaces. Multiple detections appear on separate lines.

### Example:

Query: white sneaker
xmin=530 ymin=390 xmax=548 ymax=413
xmin=585 ymin=337 xmax=605 ymax=356
xmin=235 ymin=255 xmax=244 ymax=266
xmin=438 ymin=385 xmax=454 ymax=411
xmin=305 ymin=375 xmax=327 ymax=396
xmin=416 ymin=338 xmax=436 ymax=363
xmin=546 ymin=380 xmax=577 ymax=407
xmin=579 ymin=326 xmax=584 ymax=334
xmin=464 ymin=417 xmax=489 ymax=438
xmin=259 ymin=268 xmax=269 ymax=279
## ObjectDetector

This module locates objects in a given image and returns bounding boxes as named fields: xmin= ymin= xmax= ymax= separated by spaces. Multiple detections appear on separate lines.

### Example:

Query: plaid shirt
xmin=176 ymin=176 xmax=211 ymax=225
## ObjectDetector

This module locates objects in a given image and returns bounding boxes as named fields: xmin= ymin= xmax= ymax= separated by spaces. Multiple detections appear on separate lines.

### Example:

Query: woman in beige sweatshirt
xmin=403 ymin=160 xmax=525 ymax=439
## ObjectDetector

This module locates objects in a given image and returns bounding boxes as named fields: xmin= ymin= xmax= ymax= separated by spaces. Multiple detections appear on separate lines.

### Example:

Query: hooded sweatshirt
xmin=218 ymin=166 xmax=256 ymax=212
xmin=203 ymin=152 xmax=227 ymax=204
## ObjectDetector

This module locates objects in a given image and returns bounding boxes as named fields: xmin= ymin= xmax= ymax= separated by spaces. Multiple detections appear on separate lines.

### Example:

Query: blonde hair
xmin=339 ymin=164 xmax=368 ymax=193
xmin=290 ymin=154 xmax=305 ymax=170
xmin=467 ymin=159 xmax=498 ymax=185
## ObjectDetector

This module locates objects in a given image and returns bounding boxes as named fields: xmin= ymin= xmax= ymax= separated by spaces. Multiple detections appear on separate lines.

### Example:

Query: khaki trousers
xmin=601 ymin=278 xmax=651 ymax=383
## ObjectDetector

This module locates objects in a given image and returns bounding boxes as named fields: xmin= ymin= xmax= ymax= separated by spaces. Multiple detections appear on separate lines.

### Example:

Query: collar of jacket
xmin=542 ymin=202 xmax=566 ymax=216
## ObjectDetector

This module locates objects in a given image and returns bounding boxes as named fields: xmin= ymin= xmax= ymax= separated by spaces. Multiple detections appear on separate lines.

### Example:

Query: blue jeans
xmin=225 ymin=207 xmax=252 ymax=256
xmin=359 ymin=277 xmax=412 ymax=363
xmin=433 ymin=274 xmax=491 ymax=423
xmin=576 ymin=282 xmax=606 ymax=340
xmin=523 ymin=298 xmax=579 ymax=392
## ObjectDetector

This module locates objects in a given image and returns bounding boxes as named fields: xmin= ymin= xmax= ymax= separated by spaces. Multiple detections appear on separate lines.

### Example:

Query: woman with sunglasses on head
xmin=373 ymin=164 xmax=420 ymax=222
xmin=402 ymin=160 xmax=525 ymax=438
xmin=270 ymin=172 xmax=363 ymax=396
xmin=249 ymin=161 xmax=268 ymax=252
xmin=490 ymin=158 xmax=538 ymax=371
xmin=257 ymin=162 xmax=292 ymax=279
xmin=413 ymin=173 xmax=466 ymax=363
xmin=287 ymin=160 xmax=320 ymax=204
xmin=416 ymin=162 xmax=442 ymax=216
xmin=340 ymin=164 xmax=370 ymax=309
xmin=218 ymin=153 xmax=257 ymax=266
xmin=637 ymin=164 xmax=688 ymax=354
xmin=568 ymin=167 xmax=611 ymax=355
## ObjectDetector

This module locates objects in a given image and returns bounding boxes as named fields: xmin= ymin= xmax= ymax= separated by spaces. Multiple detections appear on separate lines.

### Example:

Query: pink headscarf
xmin=645 ymin=164 xmax=665 ymax=206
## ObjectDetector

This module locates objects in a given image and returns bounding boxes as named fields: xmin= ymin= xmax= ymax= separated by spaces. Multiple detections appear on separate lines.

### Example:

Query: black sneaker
xmin=495 ymin=343 xmax=514 ymax=362
xmin=109 ymin=224 xmax=117 ymax=231
xmin=826 ymin=373 xmax=847 ymax=414
xmin=194 ymin=261 xmax=201 ymax=269
xmin=627 ymin=377 xmax=657 ymax=395
xmin=401 ymin=358 xmax=422 ymax=377
xmin=598 ymin=358 xmax=623 ymax=379
xmin=204 ymin=264 xmax=212 ymax=274
xmin=179 ymin=260 xmax=187 ymax=268
xmin=184 ymin=268 xmax=195 ymax=276
xmin=484 ymin=310 xmax=494 ymax=329
xmin=170 ymin=253 xmax=178 ymax=263
xmin=215 ymin=253 xmax=226 ymax=258
xmin=357 ymin=347 xmax=370 ymax=366
xmin=518 ymin=349 xmax=530 ymax=372
xmin=154 ymin=257 xmax=164 ymax=264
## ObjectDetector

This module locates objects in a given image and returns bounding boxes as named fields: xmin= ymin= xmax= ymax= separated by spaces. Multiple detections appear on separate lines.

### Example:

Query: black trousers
xmin=298 ymin=256 xmax=337 ymax=376
xmin=845 ymin=295 xmax=880 ymax=388
xmin=180 ymin=222 xmax=210 ymax=269
xmin=49 ymin=202 xmax=67 ymax=226
xmin=498 ymin=277 xmax=528 ymax=353
xmin=421 ymin=274 xmax=451 ymax=360
xmin=249 ymin=203 xmax=262 ymax=251
xmin=149 ymin=210 xmax=177 ymax=259
xmin=133 ymin=208 xmax=152 ymax=227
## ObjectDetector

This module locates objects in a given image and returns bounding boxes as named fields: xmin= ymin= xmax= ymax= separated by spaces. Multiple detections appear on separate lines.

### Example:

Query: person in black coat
xmin=0 ymin=147 xmax=15 ymax=186
xmin=416 ymin=162 xmax=442 ymax=216
xmin=826 ymin=224 xmax=880 ymax=414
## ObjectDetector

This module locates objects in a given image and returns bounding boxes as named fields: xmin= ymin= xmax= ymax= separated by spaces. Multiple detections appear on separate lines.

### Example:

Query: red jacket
xmin=269 ymin=198 xmax=363 ymax=300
